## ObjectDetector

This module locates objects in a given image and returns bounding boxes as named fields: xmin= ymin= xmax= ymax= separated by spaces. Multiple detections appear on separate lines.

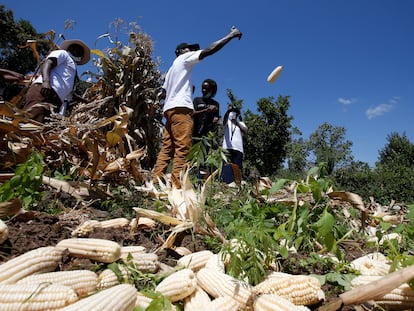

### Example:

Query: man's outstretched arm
xmin=199 ymin=26 xmax=242 ymax=60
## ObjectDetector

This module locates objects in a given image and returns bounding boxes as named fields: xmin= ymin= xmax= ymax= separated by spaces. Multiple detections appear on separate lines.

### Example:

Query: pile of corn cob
xmin=0 ymin=235 xmax=328 ymax=311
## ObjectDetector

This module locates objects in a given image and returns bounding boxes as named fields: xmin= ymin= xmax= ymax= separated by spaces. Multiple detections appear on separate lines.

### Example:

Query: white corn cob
xmin=254 ymin=293 xmax=311 ymax=311
xmin=379 ymin=233 xmax=402 ymax=245
xmin=17 ymin=270 xmax=98 ymax=297
xmin=125 ymin=252 xmax=159 ymax=273
xmin=97 ymin=265 xmax=131 ymax=290
xmin=174 ymin=246 xmax=193 ymax=256
xmin=0 ymin=246 xmax=62 ymax=284
xmin=184 ymin=286 xmax=211 ymax=311
xmin=204 ymin=253 xmax=226 ymax=273
xmin=55 ymin=238 xmax=121 ymax=263
xmin=71 ymin=220 xmax=101 ymax=237
xmin=253 ymin=273 xmax=324 ymax=306
xmin=135 ymin=291 xmax=153 ymax=309
xmin=197 ymin=267 xmax=253 ymax=309
xmin=177 ymin=250 xmax=214 ymax=272
xmin=0 ymin=219 xmax=8 ymax=244
xmin=0 ymin=283 xmax=79 ymax=310
xmin=351 ymin=275 xmax=414 ymax=308
xmin=60 ymin=283 xmax=137 ymax=311
xmin=209 ymin=295 xmax=241 ymax=311
xmin=155 ymin=268 xmax=197 ymax=302
xmin=120 ymin=245 xmax=146 ymax=260
xmin=100 ymin=217 xmax=130 ymax=228
xmin=350 ymin=252 xmax=390 ymax=276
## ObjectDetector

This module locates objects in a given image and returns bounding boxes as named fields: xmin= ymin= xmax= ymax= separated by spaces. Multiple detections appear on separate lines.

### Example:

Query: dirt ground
xmin=0 ymin=206 xmax=209 ymax=269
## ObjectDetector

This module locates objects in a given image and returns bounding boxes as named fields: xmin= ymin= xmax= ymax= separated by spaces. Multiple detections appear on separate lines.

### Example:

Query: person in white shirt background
xmin=221 ymin=104 xmax=248 ymax=184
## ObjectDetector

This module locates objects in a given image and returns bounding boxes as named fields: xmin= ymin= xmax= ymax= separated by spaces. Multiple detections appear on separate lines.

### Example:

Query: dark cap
xmin=175 ymin=42 xmax=200 ymax=56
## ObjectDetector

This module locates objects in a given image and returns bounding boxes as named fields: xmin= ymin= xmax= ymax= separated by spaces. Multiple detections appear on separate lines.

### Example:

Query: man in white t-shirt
xmin=222 ymin=105 xmax=248 ymax=184
xmin=23 ymin=39 xmax=90 ymax=122
xmin=153 ymin=26 xmax=242 ymax=189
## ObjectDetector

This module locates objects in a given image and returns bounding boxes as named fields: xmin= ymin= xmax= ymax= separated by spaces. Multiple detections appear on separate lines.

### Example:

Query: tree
xmin=284 ymin=126 xmax=309 ymax=178
xmin=307 ymin=122 xmax=353 ymax=176
xmin=0 ymin=5 xmax=51 ymax=75
xmin=243 ymin=95 xmax=292 ymax=177
xmin=372 ymin=132 xmax=414 ymax=204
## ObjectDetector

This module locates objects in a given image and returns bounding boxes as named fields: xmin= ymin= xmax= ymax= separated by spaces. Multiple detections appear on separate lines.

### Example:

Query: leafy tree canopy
xmin=243 ymin=95 xmax=292 ymax=177
xmin=0 ymin=5 xmax=51 ymax=75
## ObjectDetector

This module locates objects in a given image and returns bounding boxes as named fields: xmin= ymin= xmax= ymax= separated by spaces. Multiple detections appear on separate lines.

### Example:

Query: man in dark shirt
xmin=193 ymin=79 xmax=220 ymax=138
xmin=192 ymin=79 xmax=220 ymax=181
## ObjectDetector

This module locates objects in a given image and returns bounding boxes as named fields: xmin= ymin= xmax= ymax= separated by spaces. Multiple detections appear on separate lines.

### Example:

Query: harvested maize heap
xmin=197 ymin=267 xmax=253 ymax=309
xmin=55 ymin=238 xmax=121 ymax=263
xmin=59 ymin=283 xmax=137 ymax=311
xmin=97 ymin=264 xmax=131 ymax=290
xmin=0 ymin=283 xmax=79 ymax=310
xmin=254 ymin=293 xmax=311 ymax=311
xmin=253 ymin=272 xmax=325 ymax=306
xmin=176 ymin=250 xmax=214 ymax=271
xmin=155 ymin=268 xmax=197 ymax=302
xmin=351 ymin=275 xmax=414 ymax=309
xmin=0 ymin=246 xmax=62 ymax=284
xmin=0 ymin=219 xmax=8 ymax=244
xmin=17 ymin=270 xmax=98 ymax=297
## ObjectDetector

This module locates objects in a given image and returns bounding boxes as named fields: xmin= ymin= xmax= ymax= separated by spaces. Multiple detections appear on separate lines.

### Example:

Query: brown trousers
xmin=153 ymin=107 xmax=193 ymax=188
xmin=23 ymin=83 xmax=62 ymax=122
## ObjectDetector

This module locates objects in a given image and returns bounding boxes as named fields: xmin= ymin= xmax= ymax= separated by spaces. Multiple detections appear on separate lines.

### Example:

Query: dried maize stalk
xmin=59 ymin=283 xmax=137 ymax=311
xmin=0 ymin=283 xmax=78 ymax=310
xmin=0 ymin=246 xmax=62 ymax=284
xmin=17 ymin=270 xmax=98 ymax=297
xmin=155 ymin=268 xmax=197 ymax=302
xmin=254 ymin=293 xmax=311 ymax=311
xmin=351 ymin=275 xmax=414 ymax=308
xmin=177 ymin=250 xmax=214 ymax=272
xmin=55 ymin=238 xmax=121 ymax=263
xmin=253 ymin=273 xmax=324 ymax=306
xmin=197 ymin=267 xmax=253 ymax=309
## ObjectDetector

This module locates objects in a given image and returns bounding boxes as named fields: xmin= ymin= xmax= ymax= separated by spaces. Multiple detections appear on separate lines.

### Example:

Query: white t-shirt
xmin=222 ymin=118 xmax=247 ymax=154
xmin=34 ymin=50 xmax=77 ymax=103
xmin=162 ymin=50 xmax=202 ymax=113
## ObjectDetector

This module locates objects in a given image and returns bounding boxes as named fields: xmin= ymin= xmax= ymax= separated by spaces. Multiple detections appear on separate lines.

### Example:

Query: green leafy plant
xmin=0 ymin=151 xmax=44 ymax=209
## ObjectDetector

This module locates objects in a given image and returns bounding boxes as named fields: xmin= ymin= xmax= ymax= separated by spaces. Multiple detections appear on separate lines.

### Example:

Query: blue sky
xmin=4 ymin=0 xmax=414 ymax=167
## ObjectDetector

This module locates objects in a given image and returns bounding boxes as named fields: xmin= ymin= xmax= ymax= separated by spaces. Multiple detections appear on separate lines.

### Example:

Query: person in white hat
xmin=23 ymin=39 xmax=90 ymax=122
xmin=153 ymin=26 xmax=242 ymax=189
